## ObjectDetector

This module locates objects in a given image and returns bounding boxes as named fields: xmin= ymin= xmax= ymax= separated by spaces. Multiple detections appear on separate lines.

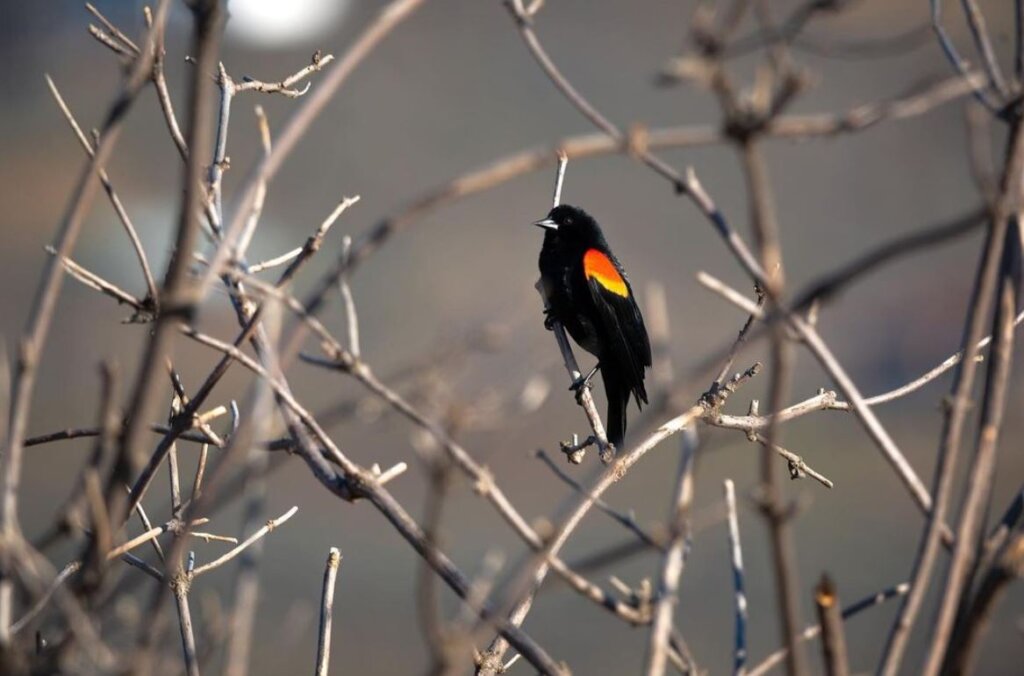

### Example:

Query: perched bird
xmin=535 ymin=204 xmax=652 ymax=447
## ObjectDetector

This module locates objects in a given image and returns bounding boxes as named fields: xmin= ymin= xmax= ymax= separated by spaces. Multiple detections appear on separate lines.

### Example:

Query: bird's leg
xmin=543 ymin=307 xmax=557 ymax=331
xmin=569 ymin=363 xmax=600 ymax=404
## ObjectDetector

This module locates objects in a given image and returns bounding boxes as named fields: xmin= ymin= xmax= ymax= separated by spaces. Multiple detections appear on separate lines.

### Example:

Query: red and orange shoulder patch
xmin=583 ymin=248 xmax=628 ymax=297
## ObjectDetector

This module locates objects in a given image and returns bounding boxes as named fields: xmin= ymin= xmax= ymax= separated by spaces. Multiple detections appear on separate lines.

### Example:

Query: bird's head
xmin=533 ymin=204 xmax=603 ymax=245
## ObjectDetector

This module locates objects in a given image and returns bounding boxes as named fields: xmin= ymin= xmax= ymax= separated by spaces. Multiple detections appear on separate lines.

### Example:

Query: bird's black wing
xmin=578 ymin=249 xmax=652 ymax=405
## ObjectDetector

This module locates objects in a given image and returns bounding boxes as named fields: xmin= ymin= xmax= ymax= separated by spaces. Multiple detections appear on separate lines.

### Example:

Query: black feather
xmin=536 ymin=204 xmax=652 ymax=447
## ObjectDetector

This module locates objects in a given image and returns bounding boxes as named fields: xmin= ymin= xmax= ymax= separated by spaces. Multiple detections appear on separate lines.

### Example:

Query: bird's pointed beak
xmin=533 ymin=217 xmax=558 ymax=230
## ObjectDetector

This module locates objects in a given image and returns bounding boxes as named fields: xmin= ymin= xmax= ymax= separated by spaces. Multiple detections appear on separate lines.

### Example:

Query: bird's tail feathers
xmin=602 ymin=367 xmax=631 ymax=448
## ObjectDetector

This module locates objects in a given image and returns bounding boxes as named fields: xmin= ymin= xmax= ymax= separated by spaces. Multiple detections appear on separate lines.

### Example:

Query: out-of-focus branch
xmin=878 ymin=114 xmax=1024 ymax=676
xmin=923 ymin=225 xmax=1020 ymax=674
xmin=201 ymin=0 xmax=427 ymax=299
xmin=180 ymin=325 xmax=565 ymax=674
xmin=725 ymin=479 xmax=748 ymax=676
xmin=0 ymin=0 xmax=172 ymax=642
xmin=645 ymin=427 xmax=697 ymax=676
xmin=748 ymin=582 xmax=910 ymax=676
xmin=814 ymin=575 xmax=850 ymax=676
xmin=112 ymin=0 xmax=223 ymax=537
xmin=478 ymin=404 xmax=709 ymax=673
xmin=43 ymin=77 xmax=159 ymax=308
xmin=191 ymin=507 xmax=298 ymax=577
xmin=930 ymin=0 xmax=1004 ymax=111
xmin=535 ymin=450 xmax=662 ymax=550
xmin=738 ymin=130 xmax=807 ymax=676
xmin=315 ymin=548 xmax=342 ymax=676
xmin=942 ymin=531 xmax=1024 ymax=674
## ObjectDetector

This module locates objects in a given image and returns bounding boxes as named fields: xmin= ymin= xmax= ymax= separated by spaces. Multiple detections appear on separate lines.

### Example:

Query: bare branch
xmin=315 ymin=548 xmax=342 ymax=676
xmin=43 ymin=76 xmax=159 ymax=306
xmin=338 ymin=236 xmax=361 ymax=359
xmin=85 ymin=3 xmax=140 ymax=55
xmin=748 ymin=582 xmax=910 ymax=676
xmin=725 ymin=479 xmax=749 ymax=676
xmin=645 ymin=427 xmax=697 ymax=676
xmin=922 ymin=226 xmax=1019 ymax=674
xmin=814 ymin=575 xmax=850 ymax=676
xmin=535 ymin=449 xmax=662 ymax=550
xmin=192 ymin=507 xmax=298 ymax=577
xmin=9 ymin=561 xmax=81 ymax=636
xmin=959 ymin=0 xmax=1011 ymax=100
xmin=234 ymin=53 xmax=337 ymax=98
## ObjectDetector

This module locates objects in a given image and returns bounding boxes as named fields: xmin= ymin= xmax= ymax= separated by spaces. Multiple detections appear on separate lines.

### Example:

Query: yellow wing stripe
xmin=583 ymin=249 xmax=628 ymax=297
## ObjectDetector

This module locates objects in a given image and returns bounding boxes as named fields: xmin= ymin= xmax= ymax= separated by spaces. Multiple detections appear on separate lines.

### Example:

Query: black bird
xmin=535 ymin=204 xmax=652 ymax=447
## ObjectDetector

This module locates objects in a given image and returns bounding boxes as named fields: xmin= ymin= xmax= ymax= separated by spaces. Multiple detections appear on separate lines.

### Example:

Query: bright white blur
xmin=226 ymin=0 xmax=350 ymax=47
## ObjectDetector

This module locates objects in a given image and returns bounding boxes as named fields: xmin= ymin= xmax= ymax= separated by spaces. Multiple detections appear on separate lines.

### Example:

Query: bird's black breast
xmin=539 ymin=234 xmax=603 ymax=356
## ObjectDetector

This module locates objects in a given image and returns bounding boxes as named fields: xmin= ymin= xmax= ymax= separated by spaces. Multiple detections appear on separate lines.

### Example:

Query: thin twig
xmin=700 ymin=270 xmax=1024 ymax=416
xmin=173 ymin=578 xmax=200 ymax=676
xmin=814 ymin=575 xmax=849 ymax=676
xmin=248 ymin=248 xmax=302 ymax=273
xmin=535 ymin=450 xmax=662 ymax=550
xmin=739 ymin=133 xmax=807 ymax=676
xmin=105 ymin=517 xmax=209 ymax=561
xmin=133 ymin=499 xmax=166 ymax=562
xmin=43 ymin=77 xmax=160 ymax=306
xmin=47 ymin=247 xmax=146 ymax=311
xmin=315 ymin=548 xmax=342 ymax=676
xmin=234 ymin=53 xmax=337 ymax=97
xmin=9 ymin=561 xmax=82 ymax=636
xmin=930 ymin=0 xmax=1003 ymax=111
xmin=278 ymin=196 xmax=360 ymax=286
xmin=959 ymin=0 xmax=1011 ymax=100
xmin=725 ymin=479 xmax=749 ymax=676
xmin=338 ymin=236 xmax=361 ymax=359
xmin=942 ymin=531 xmax=1024 ymax=674
xmin=748 ymin=582 xmax=910 ymax=676
xmin=223 ymin=333 xmax=279 ymax=676
xmin=751 ymin=434 xmax=833 ymax=489
xmin=86 ymin=3 xmax=140 ymax=54
xmin=645 ymin=426 xmax=698 ymax=676
xmin=24 ymin=425 xmax=228 ymax=449
xmin=300 ymin=349 xmax=651 ymax=631
xmin=191 ymin=506 xmax=298 ymax=577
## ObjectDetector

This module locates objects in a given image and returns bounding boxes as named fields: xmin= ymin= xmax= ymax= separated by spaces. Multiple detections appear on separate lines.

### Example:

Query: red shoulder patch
xmin=583 ymin=249 xmax=628 ymax=297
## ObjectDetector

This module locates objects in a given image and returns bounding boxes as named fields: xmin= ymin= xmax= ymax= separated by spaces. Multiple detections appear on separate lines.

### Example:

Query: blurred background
xmin=1 ymin=0 xmax=1022 ymax=673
